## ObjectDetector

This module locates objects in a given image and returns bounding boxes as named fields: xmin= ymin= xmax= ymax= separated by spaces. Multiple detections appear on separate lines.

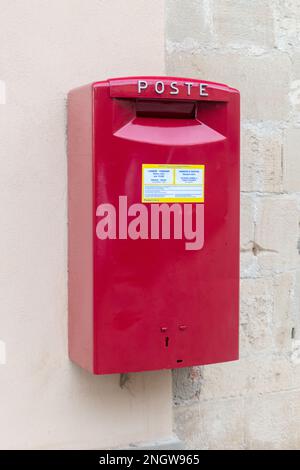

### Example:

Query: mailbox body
xmin=68 ymin=77 xmax=240 ymax=374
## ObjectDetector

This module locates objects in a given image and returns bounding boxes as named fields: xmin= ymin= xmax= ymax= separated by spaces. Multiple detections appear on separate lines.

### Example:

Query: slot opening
xmin=136 ymin=99 xmax=196 ymax=119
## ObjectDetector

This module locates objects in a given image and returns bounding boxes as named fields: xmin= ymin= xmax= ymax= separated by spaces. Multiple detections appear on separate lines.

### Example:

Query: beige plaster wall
xmin=0 ymin=0 xmax=172 ymax=450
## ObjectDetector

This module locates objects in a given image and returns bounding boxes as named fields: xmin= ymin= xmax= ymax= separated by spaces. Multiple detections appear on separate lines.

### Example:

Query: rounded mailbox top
xmin=92 ymin=76 xmax=239 ymax=102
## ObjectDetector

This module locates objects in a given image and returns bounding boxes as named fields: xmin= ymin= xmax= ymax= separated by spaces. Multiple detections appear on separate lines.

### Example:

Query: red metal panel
xmin=68 ymin=76 xmax=240 ymax=374
xmin=68 ymin=84 xmax=94 ymax=372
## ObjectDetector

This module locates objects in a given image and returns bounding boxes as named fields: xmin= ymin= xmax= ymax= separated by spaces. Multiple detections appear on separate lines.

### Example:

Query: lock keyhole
xmin=165 ymin=336 xmax=169 ymax=348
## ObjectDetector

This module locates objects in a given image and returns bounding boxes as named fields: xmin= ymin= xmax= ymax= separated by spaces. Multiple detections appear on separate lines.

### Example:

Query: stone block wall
xmin=167 ymin=0 xmax=300 ymax=449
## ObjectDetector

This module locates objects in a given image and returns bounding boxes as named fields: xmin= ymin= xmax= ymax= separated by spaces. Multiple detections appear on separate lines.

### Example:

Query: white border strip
xmin=0 ymin=340 xmax=6 ymax=365
xmin=0 ymin=81 xmax=6 ymax=104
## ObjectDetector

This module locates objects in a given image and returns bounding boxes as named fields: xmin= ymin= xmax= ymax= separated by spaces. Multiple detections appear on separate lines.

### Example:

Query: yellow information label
xmin=142 ymin=164 xmax=205 ymax=203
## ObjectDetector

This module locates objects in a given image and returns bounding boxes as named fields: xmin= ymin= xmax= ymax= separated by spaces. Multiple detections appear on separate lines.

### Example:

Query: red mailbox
xmin=68 ymin=76 xmax=240 ymax=374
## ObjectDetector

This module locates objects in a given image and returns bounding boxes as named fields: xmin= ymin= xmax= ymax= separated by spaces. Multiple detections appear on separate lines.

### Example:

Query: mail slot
xmin=68 ymin=76 xmax=240 ymax=374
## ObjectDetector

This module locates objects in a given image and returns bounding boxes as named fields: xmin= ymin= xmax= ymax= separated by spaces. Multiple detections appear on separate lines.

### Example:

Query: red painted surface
xmin=68 ymin=76 xmax=240 ymax=374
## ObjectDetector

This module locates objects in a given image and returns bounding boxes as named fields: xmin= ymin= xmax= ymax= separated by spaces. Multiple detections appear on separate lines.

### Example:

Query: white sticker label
xmin=143 ymin=168 xmax=173 ymax=185
xmin=175 ymin=168 xmax=203 ymax=185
